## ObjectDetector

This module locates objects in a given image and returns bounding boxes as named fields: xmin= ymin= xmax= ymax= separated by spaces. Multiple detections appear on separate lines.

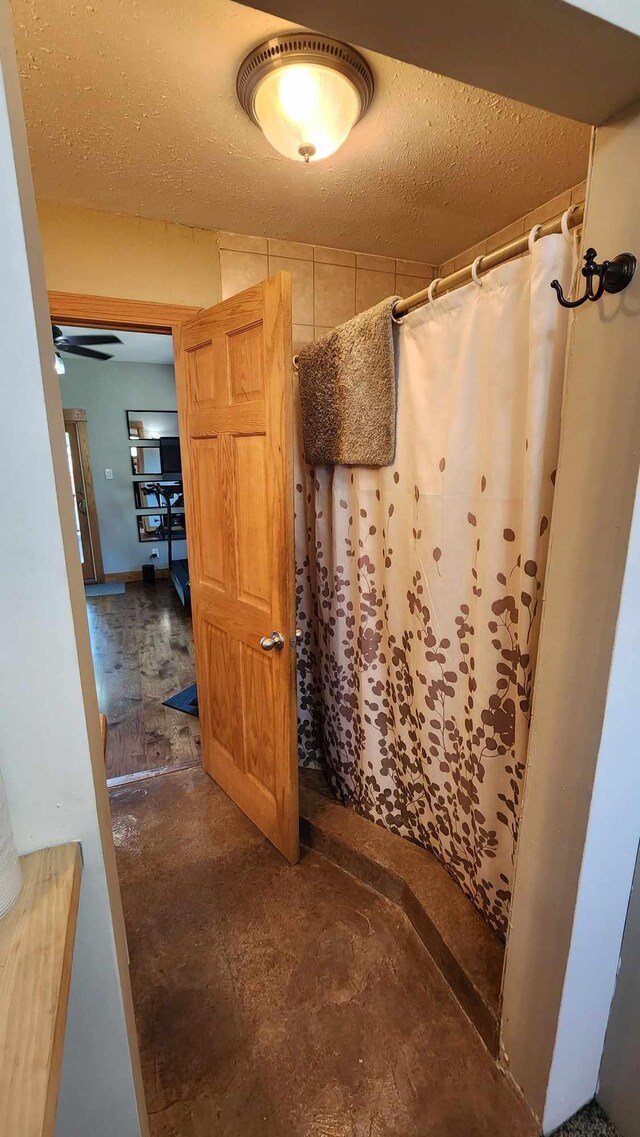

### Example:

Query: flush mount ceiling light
xmin=237 ymin=33 xmax=374 ymax=163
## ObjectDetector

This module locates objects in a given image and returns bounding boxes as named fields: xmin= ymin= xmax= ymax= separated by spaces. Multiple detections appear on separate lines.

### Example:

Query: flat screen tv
xmin=160 ymin=435 xmax=182 ymax=475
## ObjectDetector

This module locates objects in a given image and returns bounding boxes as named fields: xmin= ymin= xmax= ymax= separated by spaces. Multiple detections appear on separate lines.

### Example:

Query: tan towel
xmin=297 ymin=296 xmax=399 ymax=466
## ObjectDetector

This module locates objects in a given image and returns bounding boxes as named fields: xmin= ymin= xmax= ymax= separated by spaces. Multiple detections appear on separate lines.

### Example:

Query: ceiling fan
xmin=52 ymin=325 xmax=123 ymax=373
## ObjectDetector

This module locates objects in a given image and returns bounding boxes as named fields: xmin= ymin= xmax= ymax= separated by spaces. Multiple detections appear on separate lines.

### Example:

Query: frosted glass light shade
xmin=254 ymin=64 xmax=360 ymax=162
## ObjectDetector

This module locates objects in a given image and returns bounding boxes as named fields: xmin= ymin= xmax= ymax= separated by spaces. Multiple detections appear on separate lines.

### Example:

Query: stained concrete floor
xmin=110 ymin=766 xmax=539 ymax=1137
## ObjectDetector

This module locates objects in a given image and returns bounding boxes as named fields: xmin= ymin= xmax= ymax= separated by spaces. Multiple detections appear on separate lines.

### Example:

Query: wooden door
xmin=63 ymin=409 xmax=103 ymax=583
xmin=174 ymin=274 xmax=298 ymax=862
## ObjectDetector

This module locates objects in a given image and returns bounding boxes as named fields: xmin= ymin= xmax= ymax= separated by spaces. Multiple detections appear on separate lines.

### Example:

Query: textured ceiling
xmin=11 ymin=0 xmax=591 ymax=262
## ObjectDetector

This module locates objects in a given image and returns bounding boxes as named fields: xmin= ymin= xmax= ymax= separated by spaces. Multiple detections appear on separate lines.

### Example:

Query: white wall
xmin=563 ymin=0 xmax=640 ymax=36
xmin=543 ymin=469 xmax=640 ymax=1130
xmin=501 ymin=99 xmax=640 ymax=1130
xmin=0 ymin=5 xmax=146 ymax=1135
xmin=598 ymin=841 xmax=640 ymax=1136
xmin=60 ymin=359 xmax=186 ymax=573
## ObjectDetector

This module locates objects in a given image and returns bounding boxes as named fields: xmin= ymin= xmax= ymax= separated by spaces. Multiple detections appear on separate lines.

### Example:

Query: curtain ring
xmin=528 ymin=223 xmax=543 ymax=254
xmin=471 ymin=256 xmax=484 ymax=287
xmin=293 ymin=354 xmax=299 ymax=372
xmin=561 ymin=205 xmax=579 ymax=240
xmin=428 ymin=277 xmax=443 ymax=302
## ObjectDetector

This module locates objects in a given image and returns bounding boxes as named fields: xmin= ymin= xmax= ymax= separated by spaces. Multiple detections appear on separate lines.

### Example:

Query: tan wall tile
xmin=268 ymin=238 xmax=314 ymax=261
xmin=220 ymin=249 xmax=268 ymax=298
xmin=314 ymin=262 xmax=355 ymax=327
xmin=314 ymin=246 xmax=356 ymax=267
xmin=525 ymin=189 xmax=572 ymax=229
xmin=356 ymin=269 xmax=395 ymax=314
xmin=395 ymin=274 xmax=432 ymax=300
xmin=356 ymin=252 xmax=395 ymax=273
xmin=485 ymin=219 xmax=526 ymax=254
xmin=395 ymin=258 xmax=435 ymax=279
xmin=269 ymin=255 xmax=314 ymax=324
xmin=441 ymin=180 xmax=588 ymax=278
xmin=314 ymin=326 xmax=334 ymax=338
xmin=453 ymin=239 xmax=488 ymax=273
xmin=219 ymin=231 xmax=268 ymax=255
xmin=292 ymin=324 xmax=314 ymax=354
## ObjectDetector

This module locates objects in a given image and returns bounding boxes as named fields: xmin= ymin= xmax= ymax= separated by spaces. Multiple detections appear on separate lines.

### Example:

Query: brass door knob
xmin=259 ymin=631 xmax=285 ymax=652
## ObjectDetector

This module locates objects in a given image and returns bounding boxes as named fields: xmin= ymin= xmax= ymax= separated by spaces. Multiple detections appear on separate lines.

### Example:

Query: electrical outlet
xmin=150 ymin=548 xmax=160 ymax=560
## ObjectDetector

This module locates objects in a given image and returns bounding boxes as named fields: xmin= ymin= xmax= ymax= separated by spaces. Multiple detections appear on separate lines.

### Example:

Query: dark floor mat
xmin=552 ymin=1102 xmax=620 ymax=1136
xmin=163 ymin=683 xmax=198 ymax=717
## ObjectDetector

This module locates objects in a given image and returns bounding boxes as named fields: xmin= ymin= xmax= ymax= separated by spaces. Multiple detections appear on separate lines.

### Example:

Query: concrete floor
xmin=110 ymin=766 xmax=539 ymax=1137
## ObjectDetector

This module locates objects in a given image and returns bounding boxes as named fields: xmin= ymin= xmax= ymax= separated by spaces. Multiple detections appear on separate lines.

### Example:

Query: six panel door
xmin=174 ymin=274 xmax=298 ymax=862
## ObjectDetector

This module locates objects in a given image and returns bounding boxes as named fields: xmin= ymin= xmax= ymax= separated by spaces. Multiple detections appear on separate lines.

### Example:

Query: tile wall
xmin=217 ymin=232 xmax=436 ymax=354
xmin=439 ymin=180 xmax=588 ymax=279
xmin=218 ymin=178 xmax=588 ymax=347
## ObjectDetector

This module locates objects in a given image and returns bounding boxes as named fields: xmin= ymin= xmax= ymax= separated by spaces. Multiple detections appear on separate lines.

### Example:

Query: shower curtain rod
xmin=392 ymin=203 xmax=584 ymax=320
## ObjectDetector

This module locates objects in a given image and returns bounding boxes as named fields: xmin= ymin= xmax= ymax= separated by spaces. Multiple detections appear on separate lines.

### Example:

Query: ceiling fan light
xmin=55 ymin=352 xmax=65 ymax=376
xmin=237 ymin=34 xmax=374 ymax=164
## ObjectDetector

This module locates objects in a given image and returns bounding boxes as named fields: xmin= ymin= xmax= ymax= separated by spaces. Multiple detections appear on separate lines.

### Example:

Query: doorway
xmin=63 ymin=407 xmax=103 ymax=583
xmin=52 ymin=294 xmax=204 ymax=785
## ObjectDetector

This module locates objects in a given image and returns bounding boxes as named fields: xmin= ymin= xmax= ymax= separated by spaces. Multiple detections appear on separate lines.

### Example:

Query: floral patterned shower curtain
xmin=295 ymin=234 xmax=575 ymax=938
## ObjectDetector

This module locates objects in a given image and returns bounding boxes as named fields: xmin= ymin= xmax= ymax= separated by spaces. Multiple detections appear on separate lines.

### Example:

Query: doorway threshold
xmin=107 ymin=759 xmax=200 ymax=790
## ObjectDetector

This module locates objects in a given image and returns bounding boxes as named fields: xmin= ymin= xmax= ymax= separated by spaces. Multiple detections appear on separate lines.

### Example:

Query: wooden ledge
xmin=0 ymin=843 xmax=82 ymax=1136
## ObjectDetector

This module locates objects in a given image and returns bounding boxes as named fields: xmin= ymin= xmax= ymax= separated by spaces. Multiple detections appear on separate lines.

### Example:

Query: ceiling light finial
xmin=237 ymin=33 xmax=374 ymax=163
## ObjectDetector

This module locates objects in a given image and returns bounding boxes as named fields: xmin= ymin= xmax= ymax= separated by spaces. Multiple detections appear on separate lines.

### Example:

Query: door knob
xmin=259 ymin=631 xmax=285 ymax=652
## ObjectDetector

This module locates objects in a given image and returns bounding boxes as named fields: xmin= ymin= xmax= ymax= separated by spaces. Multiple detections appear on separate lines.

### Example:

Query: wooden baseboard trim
xmin=104 ymin=568 xmax=170 ymax=583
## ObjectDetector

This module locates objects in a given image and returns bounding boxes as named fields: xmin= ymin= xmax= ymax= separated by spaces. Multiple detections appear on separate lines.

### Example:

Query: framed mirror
xmin=127 ymin=409 xmax=179 ymax=440
xmin=137 ymin=513 xmax=187 ymax=542
xmin=130 ymin=446 xmax=162 ymax=475
xmin=133 ymin=481 xmax=183 ymax=509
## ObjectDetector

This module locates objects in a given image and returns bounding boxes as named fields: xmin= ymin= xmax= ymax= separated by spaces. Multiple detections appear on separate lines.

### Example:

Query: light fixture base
xmin=236 ymin=32 xmax=374 ymax=129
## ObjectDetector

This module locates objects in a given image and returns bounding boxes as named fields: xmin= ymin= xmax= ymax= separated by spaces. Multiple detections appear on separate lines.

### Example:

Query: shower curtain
xmin=295 ymin=234 xmax=574 ymax=938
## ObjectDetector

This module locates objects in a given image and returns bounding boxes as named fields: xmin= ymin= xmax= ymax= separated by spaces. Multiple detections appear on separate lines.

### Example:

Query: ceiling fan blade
xmin=63 ymin=345 xmax=113 ymax=361
xmin=62 ymin=333 xmax=123 ymax=347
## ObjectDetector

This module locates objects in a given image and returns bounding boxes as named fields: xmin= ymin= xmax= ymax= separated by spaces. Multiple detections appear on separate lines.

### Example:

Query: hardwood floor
xmin=87 ymin=581 xmax=201 ymax=780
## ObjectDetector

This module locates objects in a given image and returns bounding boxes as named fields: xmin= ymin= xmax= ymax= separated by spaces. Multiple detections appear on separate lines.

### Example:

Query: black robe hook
xmin=551 ymin=247 xmax=636 ymax=308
